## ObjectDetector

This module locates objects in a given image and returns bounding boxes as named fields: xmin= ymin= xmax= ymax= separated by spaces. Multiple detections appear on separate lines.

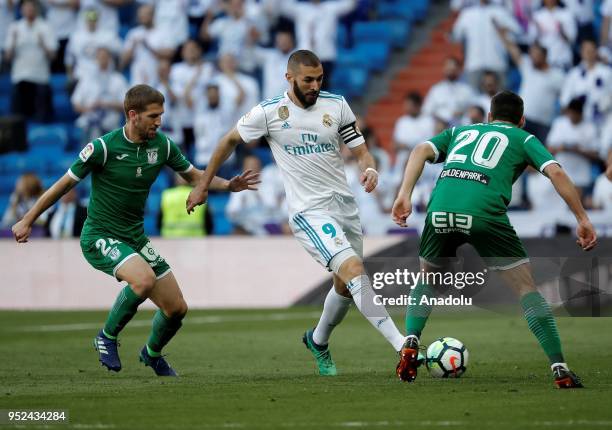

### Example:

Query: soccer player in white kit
xmin=187 ymin=50 xmax=410 ymax=378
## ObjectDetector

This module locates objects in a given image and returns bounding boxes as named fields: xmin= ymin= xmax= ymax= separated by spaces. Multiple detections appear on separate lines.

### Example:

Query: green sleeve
xmin=68 ymin=139 xmax=106 ymax=180
xmin=426 ymin=128 xmax=454 ymax=163
xmin=166 ymin=138 xmax=192 ymax=172
xmin=523 ymin=134 xmax=558 ymax=172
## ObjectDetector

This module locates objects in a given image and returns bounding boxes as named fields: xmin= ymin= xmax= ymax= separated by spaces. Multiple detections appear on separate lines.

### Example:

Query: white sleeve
xmin=236 ymin=104 xmax=268 ymax=142
xmin=338 ymin=97 xmax=365 ymax=148
xmin=208 ymin=18 xmax=224 ymax=38
xmin=546 ymin=119 xmax=564 ymax=147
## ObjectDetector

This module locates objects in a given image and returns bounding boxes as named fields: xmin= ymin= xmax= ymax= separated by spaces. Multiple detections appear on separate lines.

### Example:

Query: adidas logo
xmin=96 ymin=339 xmax=109 ymax=355
xmin=281 ymin=122 xmax=291 ymax=129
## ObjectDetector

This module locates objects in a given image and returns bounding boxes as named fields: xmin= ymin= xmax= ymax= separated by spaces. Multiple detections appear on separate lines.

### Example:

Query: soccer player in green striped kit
xmin=12 ymin=85 xmax=259 ymax=376
xmin=392 ymin=91 xmax=597 ymax=388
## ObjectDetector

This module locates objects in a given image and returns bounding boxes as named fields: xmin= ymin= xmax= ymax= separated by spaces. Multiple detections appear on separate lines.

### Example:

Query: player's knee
xmin=174 ymin=300 xmax=188 ymax=319
xmin=339 ymin=257 xmax=364 ymax=280
xmin=131 ymin=272 xmax=157 ymax=296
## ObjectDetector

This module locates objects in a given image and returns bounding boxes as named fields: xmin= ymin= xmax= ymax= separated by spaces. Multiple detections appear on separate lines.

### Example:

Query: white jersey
xmin=236 ymin=91 xmax=365 ymax=216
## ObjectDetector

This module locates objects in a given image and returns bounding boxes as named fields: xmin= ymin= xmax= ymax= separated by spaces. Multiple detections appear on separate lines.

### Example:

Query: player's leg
xmin=145 ymin=271 xmax=188 ymax=356
xmin=81 ymin=235 xmax=152 ymax=372
xmin=495 ymin=263 xmax=582 ymax=388
xmin=476 ymin=217 xmax=582 ymax=388
xmin=398 ymin=212 xmax=464 ymax=382
xmin=303 ymin=275 xmax=352 ymax=376
xmin=311 ymin=275 xmax=352 ymax=346
xmin=334 ymin=255 xmax=406 ymax=352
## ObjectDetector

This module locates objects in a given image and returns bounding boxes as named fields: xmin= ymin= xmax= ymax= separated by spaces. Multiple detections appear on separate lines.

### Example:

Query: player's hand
xmin=228 ymin=169 xmax=261 ymax=192
xmin=576 ymin=219 xmax=597 ymax=251
xmin=12 ymin=219 xmax=32 ymax=243
xmin=186 ymin=185 xmax=209 ymax=215
xmin=391 ymin=195 xmax=412 ymax=227
xmin=360 ymin=168 xmax=378 ymax=193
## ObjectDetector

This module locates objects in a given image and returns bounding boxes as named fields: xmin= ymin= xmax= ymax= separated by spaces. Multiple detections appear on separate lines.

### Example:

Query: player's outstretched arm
xmin=186 ymin=127 xmax=245 ymax=213
xmin=350 ymin=144 xmax=378 ymax=193
xmin=391 ymin=143 xmax=436 ymax=227
xmin=12 ymin=173 xmax=79 ymax=243
xmin=180 ymin=168 xmax=260 ymax=192
xmin=544 ymin=163 xmax=597 ymax=251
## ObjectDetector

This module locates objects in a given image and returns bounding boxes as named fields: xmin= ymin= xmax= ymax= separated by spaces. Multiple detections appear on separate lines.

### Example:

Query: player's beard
xmin=293 ymin=81 xmax=319 ymax=108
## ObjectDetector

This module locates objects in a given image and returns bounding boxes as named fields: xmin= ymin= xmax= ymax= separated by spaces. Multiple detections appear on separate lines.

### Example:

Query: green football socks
xmin=146 ymin=310 xmax=184 ymax=356
xmin=405 ymin=282 xmax=435 ymax=338
xmin=521 ymin=291 xmax=564 ymax=364
xmin=103 ymin=285 xmax=145 ymax=339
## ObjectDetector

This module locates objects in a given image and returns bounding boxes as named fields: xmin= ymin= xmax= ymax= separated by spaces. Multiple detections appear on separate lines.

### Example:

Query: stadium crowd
xmin=0 ymin=0 xmax=611 ymax=237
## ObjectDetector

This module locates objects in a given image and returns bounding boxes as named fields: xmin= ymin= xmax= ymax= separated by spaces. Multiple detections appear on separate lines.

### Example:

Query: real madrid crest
xmin=278 ymin=106 xmax=289 ymax=120
xmin=322 ymin=114 xmax=333 ymax=128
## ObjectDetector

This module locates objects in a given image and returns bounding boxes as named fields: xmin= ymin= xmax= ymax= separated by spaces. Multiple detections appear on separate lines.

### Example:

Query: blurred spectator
xmin=560 ymin=40 xmax=612 ymax=125
xmin=591 ymin=172 xmax=612 ymax=210
xmin=452 ymin=0 xmax=520 ymax=89
xmin=77 ymin=0 xmax=132 ymax=35
xmin=216 ymin=53 xmax=259 ymax=123
xmin=601 ymin=0 xmax=612 ymax=64
xmin=226 ymin=154 xmax=269 ymax=235
xmin=259 ymin=161 xmax=290 ymax=234
xmin=496 ymin=23 xmax=565 ymax=141
xmin=602 ymin=117 xmax=612 ymax=180
xmin=160 ymin=174 xmax=212 ymax=237
xmin=45 ymin=187 xmax=87 ymax=238
xmin=65 ymin=8 xmax=122 ymax=82
xmin=0 ymin=0 xmax=15 ymax=67
xmin=393 ymin=92 xmax=435 ymax=154
xmin=193 ymin=82 xmax=236 ymax=167
xmin=4 ymin=0 xmax=57 ymax=122
xmin=528 ymin=0 xmax=577 ymax=69
xmin=170 ymin=39 xmax=214 ymax=153
xmin=563 ymin=0 xmax=595 ymax=46
xmin=187 ymin=0 xmax=214 ymax=29
xmin=150 ymin=0 xmax=189 ymax=49
xmin=121 ymin=4 xmax=175 ymax=86
xmin=526 ymin=167 xmax=567 ymax=211
xmin=1 ymin=173 xmax=48 ymax=235
xmin=463 ymin=104 xmax=486 ymax=124
xmin=279 ymin=0 xmax=356 ymax=88
xmin=200 ymin=0 xmax=261 ymax=72
xmin=154 ymin=58 xmax=182 ymax=144
xmin=422 ymin=57 xmax=476 ymax=125
xmin=547 ymin=98 xmax=600 ymax=193
xmin=474 ymin=70 xmax=501 ymax=116
xmin=42 ymin=0 xmax=79 ymax=73
xmin=71 ymin=47 xmax=129 ymax=142
xmin=252 ymin=30 xmax=294 ymax=100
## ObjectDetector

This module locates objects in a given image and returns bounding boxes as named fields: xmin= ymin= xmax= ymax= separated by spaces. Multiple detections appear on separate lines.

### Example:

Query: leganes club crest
xmin=146 ymin=148 xmax=158 ymax=164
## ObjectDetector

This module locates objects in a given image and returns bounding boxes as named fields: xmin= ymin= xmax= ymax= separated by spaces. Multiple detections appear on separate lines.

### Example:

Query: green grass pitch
xmin=1 ymin=308 xmax=611 ymax=429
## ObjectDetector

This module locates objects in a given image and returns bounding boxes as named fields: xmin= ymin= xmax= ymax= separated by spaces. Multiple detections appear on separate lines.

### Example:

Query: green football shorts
xmin=80 ymin=233 xmax=171 ymax=280
xmin=419 ymin=211 xmax=529 ymax=271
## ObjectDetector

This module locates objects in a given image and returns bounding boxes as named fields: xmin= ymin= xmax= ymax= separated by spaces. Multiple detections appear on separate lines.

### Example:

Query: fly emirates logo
xmin=284 ymin=133 xmax=334 ymax=156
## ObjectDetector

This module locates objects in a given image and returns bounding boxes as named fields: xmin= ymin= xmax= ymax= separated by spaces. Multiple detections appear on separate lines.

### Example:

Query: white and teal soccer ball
xmin=425 ymin=337 xmax=469 ymax=378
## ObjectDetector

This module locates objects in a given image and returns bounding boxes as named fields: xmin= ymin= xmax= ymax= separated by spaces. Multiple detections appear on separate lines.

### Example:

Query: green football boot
xmin=302 ymin=328 xmax=337 ymax=376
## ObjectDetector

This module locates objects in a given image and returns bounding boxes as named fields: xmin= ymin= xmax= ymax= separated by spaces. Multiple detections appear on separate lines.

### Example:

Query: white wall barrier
xmin=0 ymin=237 xmax=402 ymax=310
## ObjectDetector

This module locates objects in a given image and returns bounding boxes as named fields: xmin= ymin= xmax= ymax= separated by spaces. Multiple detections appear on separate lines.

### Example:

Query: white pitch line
xmin=9 ymin=311 xmax=323 ymax=333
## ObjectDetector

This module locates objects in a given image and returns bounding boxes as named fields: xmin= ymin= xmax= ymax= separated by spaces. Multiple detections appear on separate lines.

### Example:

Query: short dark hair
xmin=566 ymin=97 xmax=585 ymax=114
xmin=288 ymin=50 xmax=321 ymax=72
xmin=405 ymin=91 xmax=423 ymax=105
xmin=490 ymin=90 xmax=523 ymax=124
xmin=124 ymin=84 xmax=164 ymax=116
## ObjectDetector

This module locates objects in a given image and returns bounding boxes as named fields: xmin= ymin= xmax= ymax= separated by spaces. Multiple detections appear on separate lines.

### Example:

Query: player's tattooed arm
xmin=181 ymin=168 xmax=260 ymax=192
xmin=186 ymin=127 xmax=246 ymax=213
xmin=544 ymin=163 xmax=597 ymax=251
xmin=12 ymin=173 xmax=79 ymax=243
xmin=350 ymin=143 xmax=378 ymax=193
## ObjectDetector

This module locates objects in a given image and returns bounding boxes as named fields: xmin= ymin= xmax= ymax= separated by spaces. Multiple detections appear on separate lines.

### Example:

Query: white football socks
xmin=312 ymin=286 xmax=352 ymax=346
xmin=347 ymin=275 xmax=406 ymax=352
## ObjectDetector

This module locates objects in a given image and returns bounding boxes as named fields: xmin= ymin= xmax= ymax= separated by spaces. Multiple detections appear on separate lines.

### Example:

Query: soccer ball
xmin=425 ymin=337 xmax=469 ymax=378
